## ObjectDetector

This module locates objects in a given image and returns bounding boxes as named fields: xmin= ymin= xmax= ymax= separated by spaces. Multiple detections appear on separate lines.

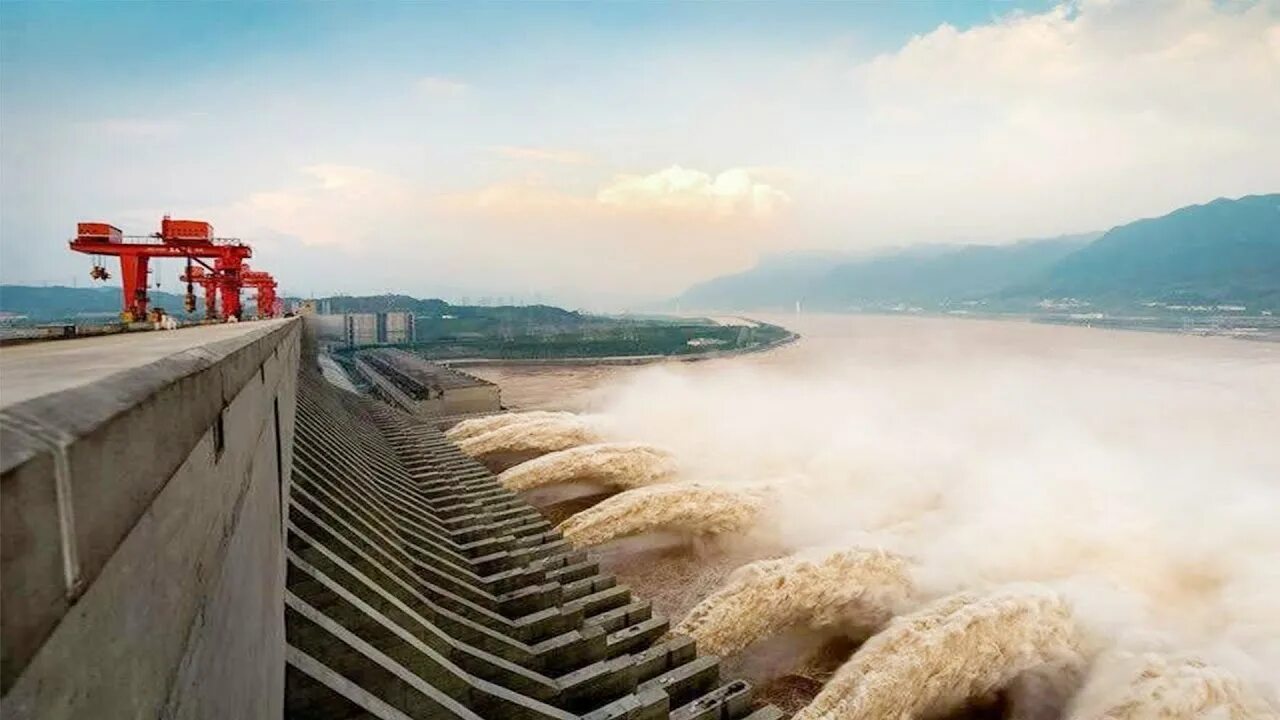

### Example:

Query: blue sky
xmin=2 ymin=1 xmax=1276 ymax=307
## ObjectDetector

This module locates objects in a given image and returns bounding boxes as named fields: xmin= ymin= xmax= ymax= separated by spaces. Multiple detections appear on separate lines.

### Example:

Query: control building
xmin=343 ymin=311 xmax=415 ymax=347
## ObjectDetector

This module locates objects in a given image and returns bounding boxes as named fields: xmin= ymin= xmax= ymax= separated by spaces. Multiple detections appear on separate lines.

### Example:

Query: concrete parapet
xmin=0 ymin=319 xmax=300 ymax=719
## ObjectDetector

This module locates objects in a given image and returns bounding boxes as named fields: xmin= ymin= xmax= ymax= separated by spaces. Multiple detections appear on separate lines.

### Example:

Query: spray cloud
xmin=556 ymin=483 xmax=767 ymax=548
xmin=446 ymin=411 xmax=575 ymax=442
xmin=1066 ymin=651 xmax=1279 ymax=720
xmin=674 ymin=548 xmax=914 ymax=656
xmin=794 ymin=586 xmax=1084 ymax=719
xmin=497 ymin=442 xmax=676 ymax=492
xmin=456 ymin=416 xmax=599 ymax=460
xmin=569 ymin=316 xmax=1280 ymax=705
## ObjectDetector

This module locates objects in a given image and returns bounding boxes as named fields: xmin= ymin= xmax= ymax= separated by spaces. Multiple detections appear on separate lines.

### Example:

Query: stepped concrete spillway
xmin=1 ymin=319 xmax=780 ymax=719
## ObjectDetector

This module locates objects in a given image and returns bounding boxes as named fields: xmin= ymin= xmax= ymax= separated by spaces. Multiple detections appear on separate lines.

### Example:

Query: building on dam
xmin=0 ymin=318 xmax=780 ymax=719
xmin=353 ymin=347 xmax=502 ymax=418
xmin=344 ymin=311 xmax=417 ymax=348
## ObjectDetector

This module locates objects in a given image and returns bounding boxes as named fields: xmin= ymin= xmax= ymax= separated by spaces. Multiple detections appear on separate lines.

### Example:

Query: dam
xmin=0 ymin=318 xmax=781 ymax=719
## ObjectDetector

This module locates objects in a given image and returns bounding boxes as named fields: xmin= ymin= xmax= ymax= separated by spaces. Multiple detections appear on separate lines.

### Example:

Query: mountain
xmin=1012 ymin=194 xmax=1280 ymax=307
xmin=679 ymin=193 xmax=1280 ymax=312
xmin=816 ymin=235 xmax=1095 ymax=307
xmin=0 ymin=285 xmax=193 ymax=322
xmin=679 ymin=235 xmax=1096 ymax=311
xmin=0 ymin=285 xmax=590 ymax=327
xmin=315 ymin=294 xmax=452 ymax=316
xmin=675 ymin=251 xmax=851 ymax=311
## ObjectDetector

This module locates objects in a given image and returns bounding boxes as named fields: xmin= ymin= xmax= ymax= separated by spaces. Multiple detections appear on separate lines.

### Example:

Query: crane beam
xmin=69 ymin=217 xmax=253 ymax=321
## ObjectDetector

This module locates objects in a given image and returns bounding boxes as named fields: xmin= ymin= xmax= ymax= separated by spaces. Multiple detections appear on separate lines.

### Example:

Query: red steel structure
xmin=70 ymin=216 xmax=253 ymax=322
xmin=181 ymin=264 xmax=279 ymax=319
xmin=179 ymin=265 xmax=219 ymax=319
xmin=241 ymin=266 xmax=281 ymax=319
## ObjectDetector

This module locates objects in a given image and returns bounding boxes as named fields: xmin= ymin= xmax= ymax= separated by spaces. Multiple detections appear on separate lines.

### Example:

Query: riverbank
xmin=439 ymin=326 xmax=799 ymax=369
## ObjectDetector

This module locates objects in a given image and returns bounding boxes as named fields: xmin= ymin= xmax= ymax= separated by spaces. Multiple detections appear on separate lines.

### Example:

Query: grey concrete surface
xmin=1 ymin=318 xmax=779 ymax=720
xmin=0 ymin=318 xmax=299 ymax=718
xmin=285 ymin=371 xmax=779 ymax=719
xmin=0 ymin=320 xmax=294 ymax=409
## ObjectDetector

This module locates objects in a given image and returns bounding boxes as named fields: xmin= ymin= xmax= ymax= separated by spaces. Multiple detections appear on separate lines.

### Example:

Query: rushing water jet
xmin=793 ymin=585 xmax=1084 ymax=720
xmin=446 ymin=411 xmax=575 ymax=442
xmin=674 ymin=548 xmax=914 ymax=657
xmin=455 ymin=315 xmax=1280 ymax=706
xmin=456 ymin=416 xmax=599 ymax=462
xmin=498 ymin=442 xmax=676 ymax=492
xmin=557 ymin=483 xmax=766 ymax=548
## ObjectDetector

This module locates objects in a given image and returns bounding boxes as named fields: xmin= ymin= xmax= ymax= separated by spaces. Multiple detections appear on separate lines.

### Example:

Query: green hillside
xmin=1018 ymin=194 xmax=1280 ymax=307
xmin=678 ymin=193 xmax=1280 ymax=312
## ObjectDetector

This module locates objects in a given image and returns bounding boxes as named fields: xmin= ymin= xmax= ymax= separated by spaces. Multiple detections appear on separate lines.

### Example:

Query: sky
xmin=1 ymin=0 xmax=1277 ymax=309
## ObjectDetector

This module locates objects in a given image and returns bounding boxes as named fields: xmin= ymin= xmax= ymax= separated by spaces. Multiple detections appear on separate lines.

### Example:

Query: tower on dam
xmin=0 ymin=318 xmax=781 ymax=719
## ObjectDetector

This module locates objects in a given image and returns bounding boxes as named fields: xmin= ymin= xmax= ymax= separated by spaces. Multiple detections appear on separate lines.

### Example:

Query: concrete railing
xmin=0 ymin=318 xmax=301 ymax=719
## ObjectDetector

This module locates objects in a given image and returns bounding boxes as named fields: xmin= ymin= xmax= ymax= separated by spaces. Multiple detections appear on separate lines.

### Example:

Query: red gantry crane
xmin=241 ymin=266 xmax=281 ymax=319
xmin=178 ymin=265 xmax=219 ymax=319
xmin=70 ymin=216 xmax=253 ymax=322
xmin=181 ymin=265 xmax=281 ymax=320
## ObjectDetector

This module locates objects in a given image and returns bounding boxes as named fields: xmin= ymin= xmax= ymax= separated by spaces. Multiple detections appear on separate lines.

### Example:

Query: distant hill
xmin=297 ymin=294 xmax=587 ymax=325
xmin=310 ymin=294 xmax=451 ymax=316
xmin=816 ymin=235 xmax=1095 ymax=308
xmin=679 ymin=193 xmax=1280 ymax=312
xmin=0 ymin=285 xmax=590 ymax=327
xmin=0 ymin=285 xmax=193 ymax=322
xmin=676 ymin=251 xmax=853 ymax=311
xmin=1011 ymin=194 xmax=1280 ymax=307
xmin=679 ymin=235 xmax=1096 ymax=311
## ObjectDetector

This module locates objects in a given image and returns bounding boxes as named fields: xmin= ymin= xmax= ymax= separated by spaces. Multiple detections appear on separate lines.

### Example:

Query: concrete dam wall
xmin=0 ymin=320 xmax=778 ymax=719
xmin=1 ymin=319 xmax=301 ymax=718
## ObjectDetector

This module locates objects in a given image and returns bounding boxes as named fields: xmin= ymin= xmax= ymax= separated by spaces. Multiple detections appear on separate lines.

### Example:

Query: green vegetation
xmin=403 ymin=318 xmax=791 ymax=360
xmin=323 ymin=307 xmax=794 ymax=361
xmin=0 ymin=285 xmax=196 ymax=323
xmin=1012 ymin=194 xmax=1280 ymax=309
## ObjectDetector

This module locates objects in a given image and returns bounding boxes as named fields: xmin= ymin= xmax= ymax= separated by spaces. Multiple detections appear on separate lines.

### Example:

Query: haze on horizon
xmin=1 ymin=0 xmax=1278 ymax=309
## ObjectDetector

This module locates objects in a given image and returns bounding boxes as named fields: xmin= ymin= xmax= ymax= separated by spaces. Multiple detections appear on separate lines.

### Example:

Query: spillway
xmin=285 ymin=368 xmax=783 ymax=718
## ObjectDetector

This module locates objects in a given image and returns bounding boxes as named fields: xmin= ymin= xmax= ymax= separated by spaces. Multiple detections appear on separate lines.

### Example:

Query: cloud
xmin=486 ymin=145 xmax=593 ymax=165
xmin=17 ymin=0 xmax=1275 ymax=305
xmin=825 ymin=0 xmax=1280 ymax=242
xmin=423 ymin=166 xmax=792 ymax=297
xmin=860 ymin=0 xmax=1278 ymax=123
xmin=435 ymin=165 xmax=792 ymax=224
xmin=416 ymin=75 xmax=469 ymax=97
xmin=434 ymin=180 xmax=591 ymax=216
xmin=596 ymin=166 xmax=791 ymax=219
xmin=219 ymin=164 xmax=416 ymax=249
xmin=216 ymin=164 xmax=771 ymax=301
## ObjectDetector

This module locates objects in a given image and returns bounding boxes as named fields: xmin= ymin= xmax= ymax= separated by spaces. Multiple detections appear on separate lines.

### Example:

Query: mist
xmin=474 ymin=314 xmax=1280 ymax=713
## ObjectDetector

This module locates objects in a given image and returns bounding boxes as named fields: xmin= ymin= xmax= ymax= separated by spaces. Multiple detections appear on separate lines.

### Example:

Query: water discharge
xmin=1066 ymin=651 xmax=1279 ymax=720
xmin=498 ymin=442 xmax=676 ymax=491
xmin=446 ymin=411 xmax=575 ymax=442
xmin=465 ymin=315 xmax=1280 ymax=712
xmin=794 ymin=586 xmax=1085 ymax=720
xmin=557 ymin=483 xmax=766 ymax=548
xmin=674 ymin=548 xmax=914 ymax=656
xmin=455 ymin=416 xmax=599 ymax=460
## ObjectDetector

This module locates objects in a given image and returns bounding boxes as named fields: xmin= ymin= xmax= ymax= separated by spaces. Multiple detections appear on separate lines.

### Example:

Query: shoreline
xmin=437 ymin=327 xmax=801 ymax=369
